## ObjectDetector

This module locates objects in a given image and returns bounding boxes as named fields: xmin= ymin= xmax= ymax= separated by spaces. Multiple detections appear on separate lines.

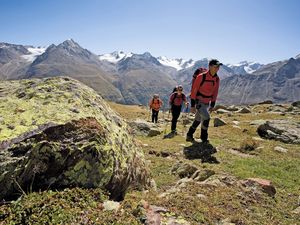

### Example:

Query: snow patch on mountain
xmin=99 ymin=51 xmax=133 ymax=63
xmin=22 ymin=47 xmax=46 ymax=62
xmin=157 ymin=56 xmax=195 ymax=70
xmin=227 ymin=61 xmax=262 ymax=74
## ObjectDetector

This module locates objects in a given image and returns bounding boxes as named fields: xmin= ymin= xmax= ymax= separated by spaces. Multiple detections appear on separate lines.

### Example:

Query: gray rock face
xmin=257 ymin=120 xmax=300 ymax=144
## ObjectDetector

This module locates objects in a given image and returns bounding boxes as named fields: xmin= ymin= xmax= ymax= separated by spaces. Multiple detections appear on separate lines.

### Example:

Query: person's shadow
xmin=183 ymin=141 xmax=219 ymax=163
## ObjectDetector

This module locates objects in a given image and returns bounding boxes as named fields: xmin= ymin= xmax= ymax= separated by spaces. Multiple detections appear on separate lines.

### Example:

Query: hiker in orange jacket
xmin=149 ymin=94 xmax=163 ymax=123
xmin=186 ymin=59 xmax=222 ymax=143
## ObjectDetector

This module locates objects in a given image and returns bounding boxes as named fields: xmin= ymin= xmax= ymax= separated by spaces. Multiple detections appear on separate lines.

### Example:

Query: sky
xmin=1 ymin=0 xmax=300 ymax=64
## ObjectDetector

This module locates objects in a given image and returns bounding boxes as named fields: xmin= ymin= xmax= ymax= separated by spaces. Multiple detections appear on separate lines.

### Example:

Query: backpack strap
xmin=171 ymin=92 xmax=178 ymax=105
xmin=199 ymin=73 xmax=207 ymax=87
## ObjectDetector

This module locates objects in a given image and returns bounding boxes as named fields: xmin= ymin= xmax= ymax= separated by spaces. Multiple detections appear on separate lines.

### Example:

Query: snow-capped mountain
xmin=99 ymin=51 xmax=133 ymax=63
xmin=157 ymin=56 xmax=195 ymax=70
xmin=21 ymin=46 xmax=46 ymax=62
xmin=99 ymin=52 xmax=196 ymax=71
xmin=227 ymin=61 xmax=263 ymax=75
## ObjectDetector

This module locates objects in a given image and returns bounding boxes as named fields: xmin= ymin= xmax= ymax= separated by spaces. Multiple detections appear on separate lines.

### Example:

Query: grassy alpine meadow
xmin=109 ymin=102 xmax=300 ymax=224
xmin=1 ymin=96 xmax=299 ymax=224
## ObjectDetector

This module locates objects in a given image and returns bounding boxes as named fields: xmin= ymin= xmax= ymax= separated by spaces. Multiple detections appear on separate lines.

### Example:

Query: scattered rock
xmin=171 ymin=162 xmax=198 ymax=178
xmin=160 ymin=151 xmax=171 ymax=157
xmin=292 ymin=206 xmax=300 ymax=214
xmin=237 ymin=107 xmax=251 ymax=113
xmin=241 ymin=178 xmax=276 ymax=197
xmin=103 ymin=200 xmax=120 ymax=211
xmin=257 ymin=120 xmax=300 ymax=144
xmin=70 ymin=107 xmax=80 ymax=113
xmin=252 ymin=137 xmax=264 ymax=141
xmin=214 ymin=118 xmax=227 ymax=127
xmin=227 ymin=105 xmax=239 ymax=111
xmin=291 ymin=101 xmax=300 ymax=108
xmin=216 ymin=109 xmax=230 ymax=114
xmin=274 ymin=146 xmax=288 ymax=153
xmin=250 ymin=120 xmax=267 ymax=126
xmin=7 ymin=125 xmax=15 ymax=130
xmin=196 ymin=194 xmax=207 ymax=200
xmin=191 ymin=169 xmax=215 ymax=181
xmin=232 ymin=121 xmax=240 ymax=125
xmin=129 ymin=119 xmax=161 ymax=137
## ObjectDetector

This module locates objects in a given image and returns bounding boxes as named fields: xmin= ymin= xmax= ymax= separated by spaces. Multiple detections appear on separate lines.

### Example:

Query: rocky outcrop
xmin=257 ymin=120 xmax=300 ymax=144
xmin=0 ymin=77 xmax=152 ymax=201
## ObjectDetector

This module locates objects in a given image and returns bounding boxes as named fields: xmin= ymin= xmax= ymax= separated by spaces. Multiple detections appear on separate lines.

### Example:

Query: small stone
xmin=7 ymin=125 xmax=15 ymax=130
xmin=70 ymin=108 xmax=80 ymax=113
xmin=160 ymin=151 xmax=170 ymax=157
xmin=103 ymin=200 xmax=120 ymax=211
xmin=252 ymin=137 xmax=264 ymax=141
xmin=214 ymin=118 xmax=227 ymax=127
xmin=274 ymin=146 xmax=288 ymax=153
xmin=291 ymin=206 xmax=300 ymax=214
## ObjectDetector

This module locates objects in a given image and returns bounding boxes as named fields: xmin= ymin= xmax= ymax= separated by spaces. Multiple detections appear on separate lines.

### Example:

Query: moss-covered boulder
xmin=0 ymin=77 xmax=151 ymax=201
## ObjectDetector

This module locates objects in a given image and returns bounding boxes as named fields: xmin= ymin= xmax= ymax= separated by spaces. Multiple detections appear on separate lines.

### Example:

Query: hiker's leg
xmin=155 ymin=110 xmax=159 ymax=123
xmin=187 ymin=120 xmax=200 ymax=138
xmin=187 ymin=103 xmax=202 ymax=137
xmin=171 ymin=106 xmax=181 ymax=131
xmin=151 ymin=109 xmax=155 ymax=123
xmin=198 ymin=103 xmax=210 ymax=142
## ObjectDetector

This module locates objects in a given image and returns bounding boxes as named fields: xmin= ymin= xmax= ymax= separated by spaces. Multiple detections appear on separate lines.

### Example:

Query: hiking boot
xmin=201 ymin=139 xmax=210 ymax=144
xmin=171 ymin=130 xmax=177 ymax=135
xmin=186 ymin=135 xmax=194 ymax=142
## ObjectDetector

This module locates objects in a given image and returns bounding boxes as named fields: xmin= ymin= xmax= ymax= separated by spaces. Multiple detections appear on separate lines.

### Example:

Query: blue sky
xmin=1 ymin=0 xmax=299 ymax=64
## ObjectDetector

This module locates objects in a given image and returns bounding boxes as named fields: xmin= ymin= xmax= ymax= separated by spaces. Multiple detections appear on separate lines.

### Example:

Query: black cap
xmin=209 ymin=59 xmax=223 ymax=66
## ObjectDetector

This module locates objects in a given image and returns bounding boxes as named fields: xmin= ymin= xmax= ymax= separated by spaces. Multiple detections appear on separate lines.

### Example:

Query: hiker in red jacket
xmin=186 ymin=59 xmax=222 ymax=143
xmin=169 ymin=85 xmax=188 ymax=134
xmin=149 ymin=94 xmax=163 ymax=123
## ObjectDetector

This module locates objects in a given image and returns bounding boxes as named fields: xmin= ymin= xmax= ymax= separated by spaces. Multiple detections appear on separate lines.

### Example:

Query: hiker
xmin=149 ymin=94 xmax=163 ymax=123
xmin=169 ymin=85 xmax=188 ymax=134
xmin=186 ymin=59 xmax=222 ymax=143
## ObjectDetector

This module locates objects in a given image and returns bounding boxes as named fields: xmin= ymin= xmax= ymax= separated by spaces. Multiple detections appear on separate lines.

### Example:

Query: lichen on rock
xmin=0 ymin=77 xmax=152 ymax=201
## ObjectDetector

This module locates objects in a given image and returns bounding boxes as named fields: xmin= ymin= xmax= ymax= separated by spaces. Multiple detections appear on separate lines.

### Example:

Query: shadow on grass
xmin=183 ymin=141 xmax=219 ymax=164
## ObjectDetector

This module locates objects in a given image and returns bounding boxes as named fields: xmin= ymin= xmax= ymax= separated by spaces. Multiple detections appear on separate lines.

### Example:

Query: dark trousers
xmin=152 ymin=109 xmax=159 ymax=123
xmin=171 ymin=105 xmax=182 ymax=131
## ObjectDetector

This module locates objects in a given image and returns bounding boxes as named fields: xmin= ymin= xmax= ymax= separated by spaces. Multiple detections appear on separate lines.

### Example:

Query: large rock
xmin=257 ymin=120 xmax=300 ymax=144
xmin=0 ymin=77 xmax=151 ymax=201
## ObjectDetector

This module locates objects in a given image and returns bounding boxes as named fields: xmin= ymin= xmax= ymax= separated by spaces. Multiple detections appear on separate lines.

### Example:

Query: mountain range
xmin=0 ymin=39 xmax=299 ymax=105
